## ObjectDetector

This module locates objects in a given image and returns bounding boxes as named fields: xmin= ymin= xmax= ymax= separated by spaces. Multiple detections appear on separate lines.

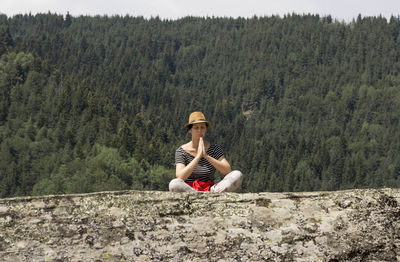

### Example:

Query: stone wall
xmin=1 ymin=189 xmax=399 ymax=261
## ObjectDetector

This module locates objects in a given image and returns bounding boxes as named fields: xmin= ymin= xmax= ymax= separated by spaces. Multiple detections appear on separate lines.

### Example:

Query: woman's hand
xmin=199 ymin=137 xmax=207 ymax=158
xmin=196 ymin=138 xmax=204 ymax=159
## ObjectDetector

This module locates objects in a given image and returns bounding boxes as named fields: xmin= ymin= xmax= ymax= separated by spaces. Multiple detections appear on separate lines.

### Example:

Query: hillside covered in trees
xmin=1 ymin=13 xmax=400 ymax=197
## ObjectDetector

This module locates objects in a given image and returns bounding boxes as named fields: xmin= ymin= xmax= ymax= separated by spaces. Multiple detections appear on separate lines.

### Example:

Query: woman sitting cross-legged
xmin=169 ymin=112 xmax=243 ymax=192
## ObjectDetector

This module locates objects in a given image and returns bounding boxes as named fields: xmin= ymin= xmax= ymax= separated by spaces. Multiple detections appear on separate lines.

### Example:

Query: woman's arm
xmin=176 ymin=156 xmax=200 ymax=180
xmin=204 ymin=155 xmax=232 ymax=175
xmin=201 ymin=138 xmax=232 ymax=175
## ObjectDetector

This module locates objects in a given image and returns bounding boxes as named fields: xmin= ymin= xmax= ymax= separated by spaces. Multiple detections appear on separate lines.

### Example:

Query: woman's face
xmin=189 ymin=122 xmax=207 ymax=138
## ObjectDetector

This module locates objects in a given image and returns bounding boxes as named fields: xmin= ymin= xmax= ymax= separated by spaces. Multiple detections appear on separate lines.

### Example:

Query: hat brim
xmin=185 ymin=120 xmax=210 ymax=127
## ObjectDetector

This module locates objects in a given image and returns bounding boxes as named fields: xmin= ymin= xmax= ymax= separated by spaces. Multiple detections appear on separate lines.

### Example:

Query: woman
xmin=169 ymin=112 xmax=243 ymax=192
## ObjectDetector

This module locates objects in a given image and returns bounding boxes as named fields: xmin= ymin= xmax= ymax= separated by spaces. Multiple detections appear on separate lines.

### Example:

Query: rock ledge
xmin=1 ymin=189 xmax=399 ymax=261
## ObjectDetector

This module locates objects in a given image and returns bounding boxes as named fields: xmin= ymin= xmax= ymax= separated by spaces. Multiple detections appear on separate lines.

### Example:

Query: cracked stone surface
xmin=0 ymin=189 xmax=399 ymax=261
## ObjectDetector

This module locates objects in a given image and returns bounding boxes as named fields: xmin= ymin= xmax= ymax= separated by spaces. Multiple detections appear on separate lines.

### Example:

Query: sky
xmin=1 ymin=0 xmax=399 ymax=22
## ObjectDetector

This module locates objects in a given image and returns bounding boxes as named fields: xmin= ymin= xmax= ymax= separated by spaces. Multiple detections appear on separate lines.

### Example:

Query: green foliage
xmin=0 ymin=25 xmax=13 ymax=56
xmin=32 ymin=145 xmax=167 ymax=196
xmin=1 ymin=13 xmax=400 ymax=196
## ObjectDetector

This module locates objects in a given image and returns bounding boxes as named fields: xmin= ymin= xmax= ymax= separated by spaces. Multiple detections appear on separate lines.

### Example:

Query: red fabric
xmin=186 ymin=180 xmax=215 ymax=191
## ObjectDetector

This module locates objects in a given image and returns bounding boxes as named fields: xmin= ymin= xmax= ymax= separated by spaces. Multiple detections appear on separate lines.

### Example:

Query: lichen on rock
xmin=0 ymin=189 xmax=399 ymax=261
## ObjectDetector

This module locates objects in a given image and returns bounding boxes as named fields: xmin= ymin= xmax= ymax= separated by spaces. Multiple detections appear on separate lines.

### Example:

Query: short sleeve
xmin=210 ymin=144 xmax=224 ymax=160
xmin=175 ymin=147 xmax=186 ymax=165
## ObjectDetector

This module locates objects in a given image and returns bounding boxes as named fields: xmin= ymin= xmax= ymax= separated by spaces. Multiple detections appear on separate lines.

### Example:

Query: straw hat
xmin=185 ymin=112 xmax=211 ymax=127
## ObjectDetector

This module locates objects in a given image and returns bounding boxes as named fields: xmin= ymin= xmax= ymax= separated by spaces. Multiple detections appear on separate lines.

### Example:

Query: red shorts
xmin=186 ymin=180 xmax=215 ymax=191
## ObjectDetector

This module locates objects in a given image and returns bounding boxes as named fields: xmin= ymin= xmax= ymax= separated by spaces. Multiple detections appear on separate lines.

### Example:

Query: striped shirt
xmin=175 ymin=144 xmax=225 ymax=183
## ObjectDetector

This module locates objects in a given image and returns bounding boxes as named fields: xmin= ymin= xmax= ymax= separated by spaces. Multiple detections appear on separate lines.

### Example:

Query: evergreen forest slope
xmin=0 ymin=13 xmax=400 ymax=197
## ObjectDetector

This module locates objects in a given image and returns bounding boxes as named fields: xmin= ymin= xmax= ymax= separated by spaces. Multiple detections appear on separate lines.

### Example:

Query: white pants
xmin=169 ymin=170 xmax=243 ymax=192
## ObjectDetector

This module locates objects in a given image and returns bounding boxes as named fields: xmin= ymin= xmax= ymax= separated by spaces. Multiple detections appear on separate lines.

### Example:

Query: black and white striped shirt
xmin=175 ymin=144 xmax=225 ymax=183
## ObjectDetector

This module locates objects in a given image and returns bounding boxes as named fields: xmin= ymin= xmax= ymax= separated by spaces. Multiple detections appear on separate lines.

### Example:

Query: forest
xmin=0 ymin=13 xmax=400 ymax=197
